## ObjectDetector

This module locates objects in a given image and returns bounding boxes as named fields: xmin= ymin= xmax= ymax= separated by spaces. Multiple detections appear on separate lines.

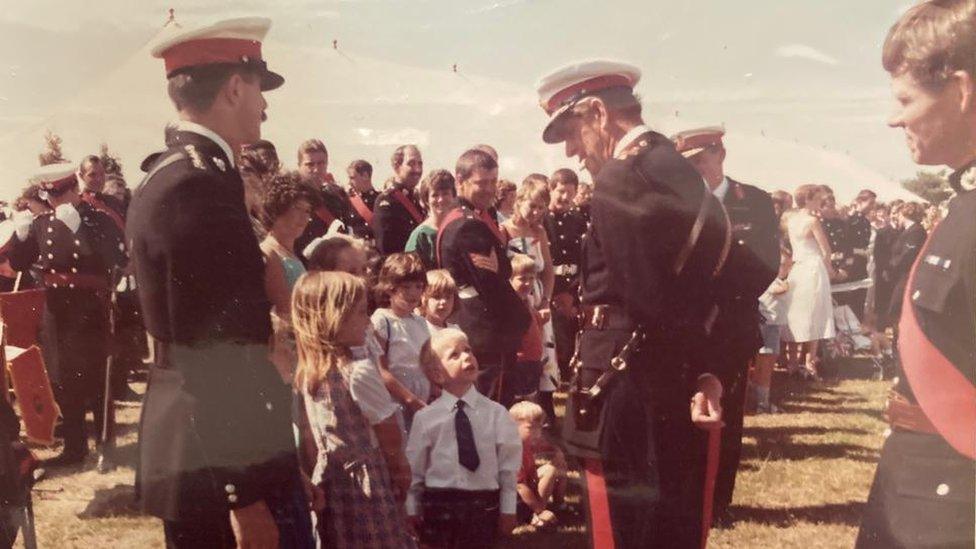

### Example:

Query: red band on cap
xmin=674 ymin=133 xmax=723 ymax=154
xmin=544 ymin=74 xmax=633 ymax=115
xmin=163 ymin=38 xmax=262 ymax=74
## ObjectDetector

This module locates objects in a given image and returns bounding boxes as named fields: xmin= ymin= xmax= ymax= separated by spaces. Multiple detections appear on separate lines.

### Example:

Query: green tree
xmin=900 ymin=170 xmax=953 ymax=205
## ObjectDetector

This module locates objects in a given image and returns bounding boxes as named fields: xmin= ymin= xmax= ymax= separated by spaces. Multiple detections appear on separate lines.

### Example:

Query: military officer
xmin=536 ymin=60 xmax=753 ymax=548
xmin=673 ymin=125 xmax=779 ymax=524
xmin=78 ymin=155 xmax=127 ymax=232
xmin=437 ymin=148 xmax=530 ymax=406
xmin=543 ymin=168 xmax=588 ymax=381
xmin=293 ymin=138 xmax=372 ymax=256
xmin=129 ymin=17 xmax=310 ymax=548
xmin=5 ymin=163 xmax=127 ymax=467
xmin=346 ymin=159 xmax=379 ymax=219
xmin=857 ymin=2 xmax=975 ymax=547
xmin=373 ymin=144 xmax=425 ymax=254
xmin=838 ymin=189 xmax=875 ymax=319
xmin=820 ymin=186 xmax=852 ymax=282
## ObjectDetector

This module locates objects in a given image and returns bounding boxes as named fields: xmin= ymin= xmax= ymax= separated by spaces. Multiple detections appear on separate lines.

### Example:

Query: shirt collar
xmin=442 ymin=385 xmax=480 ymax=409
xmin=613 ymin=124 xmax=653 ymax=159
xmin=712 ymin=176 xmax=730 ymax=201
xmin=175 ymin=120 xmax=236 ymax=168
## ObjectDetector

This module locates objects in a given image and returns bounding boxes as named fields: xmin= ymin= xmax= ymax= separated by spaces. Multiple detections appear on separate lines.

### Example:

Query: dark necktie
xmin=455 ymin=400 xmax=480 ymax=472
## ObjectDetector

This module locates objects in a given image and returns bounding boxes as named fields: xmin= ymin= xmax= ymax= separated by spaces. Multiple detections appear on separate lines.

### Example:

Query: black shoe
xmin=43 ymin=449 xmax=88 ymax=468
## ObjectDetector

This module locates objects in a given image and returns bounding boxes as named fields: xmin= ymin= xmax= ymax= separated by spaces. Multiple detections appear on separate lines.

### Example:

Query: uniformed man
xmin=543 ymin=168 xmax=587 ymax=382
xmin=78 ymin=155 xmax=127 ymax=232
xmin=346 ymin=159 xmax=379 ymax=220
xmin=373 ymin=144 xmax=425 ymax=254
xmin=673 ymin=125 xmax=779 ymax=524
xmin=856 ymin=3 xmax=975 ymax=547
xmin=837 ymin=189 xmax=875 ymax=319
xmin=536 ymin=60 xmax=750 ymax=548
xmin=820 ymin=186 xmax=852 ymax=283
xmin=129 ymin=17 xmax=310 ymax=548
xmin=5 ymin=163 xmax=127 ymax=467
xmin=436 ymin=148 xmax=530 ymax=407
xmin=294 ymin=138 xmax=372 ymax=257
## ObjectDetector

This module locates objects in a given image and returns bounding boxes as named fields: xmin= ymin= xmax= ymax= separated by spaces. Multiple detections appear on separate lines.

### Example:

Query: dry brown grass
xmin=18 ymin=363 xmax=887 ymax=548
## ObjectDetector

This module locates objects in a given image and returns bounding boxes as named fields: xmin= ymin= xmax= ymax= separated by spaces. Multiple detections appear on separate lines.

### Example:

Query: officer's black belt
xmin=44 ymin=272 xmax=109 ymax=291
xmin=580 ymin=304 xmax=636 ymax=331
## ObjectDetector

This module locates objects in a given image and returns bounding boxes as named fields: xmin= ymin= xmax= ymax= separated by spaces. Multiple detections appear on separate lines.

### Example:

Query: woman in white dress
xmin=781 ymin=184 xmax=837 ymax=379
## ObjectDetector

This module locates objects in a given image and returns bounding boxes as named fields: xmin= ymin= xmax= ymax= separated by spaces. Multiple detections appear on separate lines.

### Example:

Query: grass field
xmin=19 ymin=361 xmax=888 ymax=548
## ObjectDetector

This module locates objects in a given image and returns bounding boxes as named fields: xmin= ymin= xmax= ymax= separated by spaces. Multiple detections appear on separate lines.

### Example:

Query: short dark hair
xmin=418 ymin=170 xmax=457 ymax=210
xmin=856 ymin=189 xmax=877 ymax=202
xmin=374 ymin=253 xmax=427 ymax=307
xmin=262 ymin=172 xmax=317 ymax=229
xmin=297 ymin=139 xmax=328 ymax=164
xmin=166 ymin=64 xmax=260 ymax=113
xmin=900 ymin=201 xmax=925 ymax=222
xmin=455 ymin=149 xmax=498 ymax=182
xmin=79 ymin=155 xmax=101 ymax=173
xmin=348 ymin=159 xmax=372 ymax=176
xmin=307 ymin=236 xmax=355 ymax=271
xmin=549 ymin=168 xmax=579 ymax=188
xmin=391 ymin=145 xmax=420 ymax=169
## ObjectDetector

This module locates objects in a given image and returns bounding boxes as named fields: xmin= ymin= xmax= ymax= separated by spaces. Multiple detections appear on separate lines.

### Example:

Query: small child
xmin=422 ymin=269 xmax=459 ymax=333
xmin=292 ymin=271 xmax=415 ymax=548
xmin=510 ymin=254 xmax=555 ymax=417
xmin=407 ymin=328 xmax=522 ymax=548
xmin=372 ymin=253 xmax=431 ymax=431
xmin=508 ymin=401 xmax=567 ymax=529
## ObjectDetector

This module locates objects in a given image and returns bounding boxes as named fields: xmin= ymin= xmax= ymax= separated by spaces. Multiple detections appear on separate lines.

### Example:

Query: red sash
xmin=478 ymin=209 xmax=506 ymax=246
xmin=898 ymin=233 xmax=976 ymax=460
xmin=390 ymin=189 xmax=424 ymax=225
xmin=349 ymin=194 xmax=373 ymax=225
xmin=82 ymin=193 xmax=125 ymax=232
xmin=435 ymin=207 xmax=466 ymax=267
xmin=314 ymin=205 xmax=336 ymax=227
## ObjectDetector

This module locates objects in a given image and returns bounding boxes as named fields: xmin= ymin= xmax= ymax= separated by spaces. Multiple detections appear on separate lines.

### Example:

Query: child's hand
xmin=497 ymin=513 xmax=517 ymax=536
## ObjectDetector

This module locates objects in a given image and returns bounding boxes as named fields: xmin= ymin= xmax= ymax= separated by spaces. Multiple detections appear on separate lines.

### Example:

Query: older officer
xmin=857 ymin=2 xmax=975 ymax=547
xmin=373 ymin=145 xmax=425 ymax=254
xmin=536 ymin=60 xmax=750 ymax=548
xmin=129 ymin=17 xmax=311 ymax=548
xmin=5 ymin=163 xmax=127 ymax=468
xmin=673 ymin=126 xmax=779 ymax=524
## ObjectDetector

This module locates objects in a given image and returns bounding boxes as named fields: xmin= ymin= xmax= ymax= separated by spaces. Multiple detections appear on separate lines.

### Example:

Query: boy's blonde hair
xmin=418 ymin=327 xmax=468 ymax=386
xmin=509 ymin=400 xmax=546 ymax=424
xmin=424 ymin=269 xmax=458 ymax=299
xmin=510 ymin=253 xmax=537 ymax=277
xmin=292 ymin=271 xmax=367 ymax=394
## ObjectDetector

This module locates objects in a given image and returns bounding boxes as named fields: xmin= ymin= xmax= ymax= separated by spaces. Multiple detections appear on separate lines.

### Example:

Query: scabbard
xmin=700 ymin=427 xmax=722 ymax=549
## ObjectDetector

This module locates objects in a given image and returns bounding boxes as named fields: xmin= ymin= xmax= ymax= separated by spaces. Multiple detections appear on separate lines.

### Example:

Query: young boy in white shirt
xmin=406 ymin=328 xmax=522 ymax=548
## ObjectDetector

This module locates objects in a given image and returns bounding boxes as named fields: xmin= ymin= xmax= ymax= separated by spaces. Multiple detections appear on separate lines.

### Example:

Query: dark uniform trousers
xmin=582 ymin=329 xmax=707 ymax=549
xmin=41 ymin=288 xmax=112 ymax=455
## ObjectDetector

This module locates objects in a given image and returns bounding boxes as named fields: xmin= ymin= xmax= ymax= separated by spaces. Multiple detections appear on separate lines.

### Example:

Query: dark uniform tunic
xmin=543 ymin=208 xmax=587 ymax=379
xmin=567 ymin=129 xmax=753 ymax=548
xmin=352 ymin=187 xmax=379 ymax=211
xmin=856 ymin=166 xmax=976 ymax=549
xmin=835 ymin=212 xmax=872 ymax=319
xmin=128 ymin=130 xmax=299 ymax=523
xmin=437 ymin=199 xmax=530 ymax=406
xmin=823 ymin=216 xmax=851 ymax=276
xmin=8 ymin=202 xmax=127 ymax=456
xmin=711 ymin=178 xmax=779 ymax=519
xmin=295 ymin=181 xmax=373 ymax=262
xmin=886 ymin=222 xmax=926 ymax=321
xmin=373 ymin=182 xmax=423 ymax=255
xmin=872 ymin=224 xmax=899 ymax=328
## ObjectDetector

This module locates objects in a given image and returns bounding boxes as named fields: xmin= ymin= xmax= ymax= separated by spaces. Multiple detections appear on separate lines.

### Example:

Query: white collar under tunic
xmin=175 ymin=120 xmax=236 ymax=168
xmin=613 ymin=124 xmax=654 ymax=159
xmin=712 ymin=176 xmax=730 ymax=202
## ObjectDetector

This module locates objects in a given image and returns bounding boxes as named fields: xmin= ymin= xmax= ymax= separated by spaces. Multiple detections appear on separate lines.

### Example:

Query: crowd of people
xmin=0 ymin=1 xmax=973 ymax=548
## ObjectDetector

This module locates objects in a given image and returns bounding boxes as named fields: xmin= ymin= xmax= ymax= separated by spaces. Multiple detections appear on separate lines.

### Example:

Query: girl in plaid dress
xmin=293 ymin=272 xmax=417 ymax=548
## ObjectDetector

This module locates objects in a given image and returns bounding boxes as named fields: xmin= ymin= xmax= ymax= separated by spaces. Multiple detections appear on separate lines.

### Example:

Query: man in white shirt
xmin=406 ymin=328 xmax=521 ymax=548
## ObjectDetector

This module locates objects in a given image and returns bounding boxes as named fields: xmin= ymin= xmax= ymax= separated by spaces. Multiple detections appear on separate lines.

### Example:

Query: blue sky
xmin=0 ymin=0 xmax=922 ymax=185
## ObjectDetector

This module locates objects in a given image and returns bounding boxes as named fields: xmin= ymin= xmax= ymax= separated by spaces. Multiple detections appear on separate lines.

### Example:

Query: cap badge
xmin=213 ymin=157 xmax=226 ymax=172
